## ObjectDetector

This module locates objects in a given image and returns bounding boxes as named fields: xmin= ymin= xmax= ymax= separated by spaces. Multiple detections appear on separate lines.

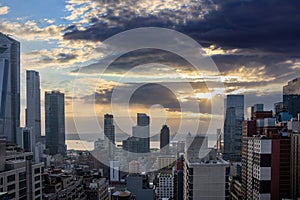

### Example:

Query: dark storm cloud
xmin=71 ymin=49 xmax=194 ymax=74
xmin=64 ymin=0 xmax=300 ymax=54
xmin=39 ymin=53 xmax=77 ymax=63
xmin=83 ymin=82 xmax=212 ymax=114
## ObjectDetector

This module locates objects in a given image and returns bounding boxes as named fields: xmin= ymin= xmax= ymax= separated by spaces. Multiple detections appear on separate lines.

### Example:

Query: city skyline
xmin=0 ymin=1 xmax=299 ymax=136
xmin=1 ymin=1 xmax=300 ymax=200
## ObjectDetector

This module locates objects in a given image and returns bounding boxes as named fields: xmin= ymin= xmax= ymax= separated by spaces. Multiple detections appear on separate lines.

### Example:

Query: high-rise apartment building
xmin=241 ymin=107 xmax=291 ymax=200
xmin=223 ymin=95 xmax=244 ymax=162
xmin=0 ymin=139 xmax=43 ymax=200
xmin=26 ymin=70 xmax=41 ymax=146
xmin=0 ymin=32 xmax=20 ymax=143
xmin=155 ymin=172 xmax=174 ymax=199
xmin=184 ymin=139 xmax=228 ymax=200
xmin=288 ymin=118 xmax=300 ymax=199
xmin=45 ymin=91 xmax=66 ymax=155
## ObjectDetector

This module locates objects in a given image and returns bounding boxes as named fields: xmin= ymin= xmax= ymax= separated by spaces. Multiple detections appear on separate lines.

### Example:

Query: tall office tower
xmin=0 ymin=33 xmax=20 ymax=143
xmin=104 ymin=114 xmax=115 ymax=144
xmin=160 ymin=125 xmax=170 ymax=150
xmin=45 ymin=91 xmax=66 ymax=155
xmin=223 ymin=95 xmax=244 ymax=162
xmin=283 ymin=78 xmax=300 ymax=117
xmin=26 ymin=70 xmax=41 ymax=151
xmin=135 ymin=113 xmax=150 ymax=153
xmin=137 ymin=113 xmax=150 ymax=126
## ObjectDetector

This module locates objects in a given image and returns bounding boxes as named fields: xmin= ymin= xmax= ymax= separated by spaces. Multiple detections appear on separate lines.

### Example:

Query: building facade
xmin=283 ymin=78 xmax=300 ymax=117
xmin=26 ymin=70 xmax=41 ymax=147
xmin=45 ymin=91 xmax=66 ymax=156
xmin=160 ymin=125 xmax=170 ymax=153
xmin=0 ymin=139 xmax=43 ymax=200
xmin=223 ymin=95 xmax=244 ymax=162
xmin=0 ymin=32 xmax=20 ymax=143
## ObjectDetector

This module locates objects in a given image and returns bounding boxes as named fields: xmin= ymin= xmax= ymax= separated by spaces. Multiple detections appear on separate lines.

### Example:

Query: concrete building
xmin=110 ymin=161 xmax=120 ymax=182
xmin=241 ymin=108 xmax=291 ymax=200
xmin=174 ymin=154 xmax=184 ymax=200
xmin=157 ymin=155 xmax=176 ymax=170
xmin=288 ymin=118 xmax=300 ymax=199
xmin=128 ymin=161 xmax=140 ymax=174
xmin=26 ymin=70 xmax=41 ymax=151
xmin=183 ymin=151 xmax=229 ymax=200
xmin=155 ymin=172 xmax=174 ymax=200
xmin=126 ymin=174 xmax=154 ymax=200
xmin=45 ymin=91 xmax=66 ymax=156
xmin=94 ymin=138 xmax=105 ymax=150
xmin=0 ymin=32 xmax=20 ymax=143
xmin=85 ymin=178 xmax=109 ymax=200
xmin=0 ymin=139 xmax=43 ymax=200
xmin=184 ymin=134 xmax=228 ymax=200
xmin=223 ymin=95 xmax=244 ymax=162
xmin=43 ymin=169 xmax=86 ymax=200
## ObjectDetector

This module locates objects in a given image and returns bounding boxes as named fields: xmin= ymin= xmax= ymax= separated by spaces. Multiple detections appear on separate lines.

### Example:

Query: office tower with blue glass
xmin=223 ymin=95 xmax=244 ymax=162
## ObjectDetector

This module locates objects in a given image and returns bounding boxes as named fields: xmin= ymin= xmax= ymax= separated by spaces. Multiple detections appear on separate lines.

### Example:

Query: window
xmin=7 ymin=184 xmax=16 ymax=191
xmin=34 ymin=168 xmax=40 ymax=174
xmin=35 ymin=182 xmax=41 ymax=188
xmin=19 ymin=172 xmax=26 ymax=181
xmin=8 ymin=192 xmax=15 ymax=199
xmin=35 ymin=189 xmax=40 ymax=196
xmin=7 ymin=175 xmax=15 ymax=183
xmin=34 ymin=176 xmax=40 ymax=181
xmin=19 ymin=188 xmax=26 ymax=196
xmin=19 ymin=180 xmax=26 ymax=189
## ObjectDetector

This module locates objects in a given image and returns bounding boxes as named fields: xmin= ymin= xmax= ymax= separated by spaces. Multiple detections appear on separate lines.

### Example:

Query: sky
xmin=0 ymin=0 xmax=300 ymax=139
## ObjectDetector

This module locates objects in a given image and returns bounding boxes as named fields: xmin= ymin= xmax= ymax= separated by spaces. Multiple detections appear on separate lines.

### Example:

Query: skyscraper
xmin=137 ymin=113 xmax=150 ymax=126
xmin=136 ymin=113 xmax=150 ymax=153
xmin=223 ymin=95 xmax=244 ymax=162
xmin=160 ymin=125 xmax=170 ymax=153
xmin=104 ymin=114 xmax=115 ymax=144
xmin=45 ymin=91 xmax=66 ymax=155
xmin=0 ymin=32 xmax=20 ymax=143
xmin=283 ymin=78 xmax=300 ymax=117
xmin=26 ymin=70 xmax=41 ymax=148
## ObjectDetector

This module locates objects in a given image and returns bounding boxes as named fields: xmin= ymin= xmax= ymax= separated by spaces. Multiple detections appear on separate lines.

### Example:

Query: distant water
xmin=66 ymin=140 xmax=160 ymax=151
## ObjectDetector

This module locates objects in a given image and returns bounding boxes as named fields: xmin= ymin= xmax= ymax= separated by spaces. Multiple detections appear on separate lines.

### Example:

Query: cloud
xmin=0 ymin=5 xmax=9 ymax=15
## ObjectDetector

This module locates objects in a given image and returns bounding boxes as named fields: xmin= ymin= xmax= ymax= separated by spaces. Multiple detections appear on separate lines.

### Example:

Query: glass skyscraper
xmin=223 ymin=95 xmax=244 ymax=162
xmin=283 ymin=78 xmax=300 ymax=117
xmin=26 ymin=70 xmax=41 ymax=150
xmin=45 ymin=91 xmax=66 ymax=155
xmin=0 ymin=32 xmax=20 ymax=143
